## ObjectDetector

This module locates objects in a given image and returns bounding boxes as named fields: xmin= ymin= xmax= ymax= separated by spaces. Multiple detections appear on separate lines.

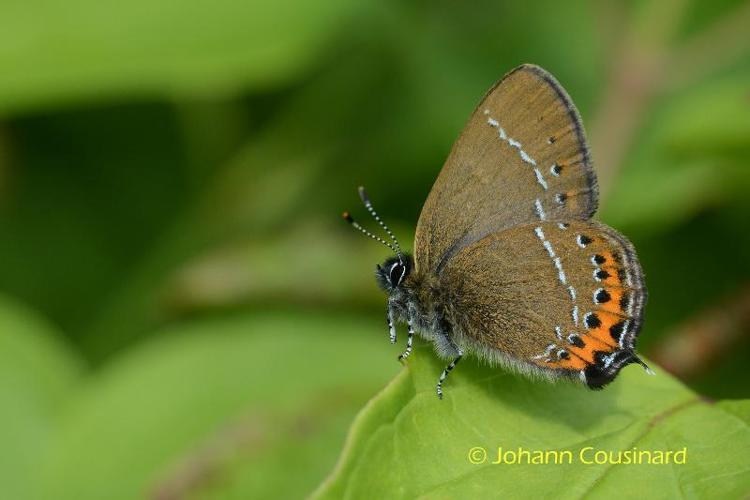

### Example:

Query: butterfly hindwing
xmin=438 ymin=220 xmax=646 ymax=387
xmin=414 ymin=64 xmax=598 ymax=273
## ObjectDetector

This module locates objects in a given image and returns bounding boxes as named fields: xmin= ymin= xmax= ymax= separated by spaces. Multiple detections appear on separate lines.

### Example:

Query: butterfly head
xmin=343 ymin=186 xmax=411 ymax=293
xmin=375 ymin=254 xmax=413 ymax=292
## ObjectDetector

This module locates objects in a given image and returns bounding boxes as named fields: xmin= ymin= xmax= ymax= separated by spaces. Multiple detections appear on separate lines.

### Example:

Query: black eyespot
xmin=568 ymin=334 xmax=585 ymax=348
xmin=593 ymin=254 xmax=606 ymax=265
xmin=548 ymin=136 xmax=556 ymax=144
xmin=389 ymin=262 xmax=405 ymax=286
xmin=610 ymin=321 xmax=626 ymax=342
xmin=594 ymin=269 xmax=610 ymax=281
xmin=550 ymin=164 xmax=562 ymax=176
xmin=594 ymin=289 xmax=611 ymax=304
xmin=577 ymin=235 xmax=592 ymax=247
xmin=584 ymin=312 xmax=601 ymax=329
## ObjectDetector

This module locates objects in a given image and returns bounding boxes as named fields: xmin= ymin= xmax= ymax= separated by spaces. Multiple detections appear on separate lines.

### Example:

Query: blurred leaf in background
xmin=0 ymin=0 xmax=360 ymax=114
xmin=0 ymin=0 xmax=749 ymax=498
xmin=31 ymin=313 xmax=397 ymax=500
xmin=0 ymin=296 xmax=83 ymax=500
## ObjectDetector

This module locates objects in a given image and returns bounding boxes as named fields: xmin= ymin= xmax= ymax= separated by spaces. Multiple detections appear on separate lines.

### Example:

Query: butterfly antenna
xmin=357 ymin=186 xmax=403 ymax=259
xmin=342 ymin=211 xmax=399 ymax=254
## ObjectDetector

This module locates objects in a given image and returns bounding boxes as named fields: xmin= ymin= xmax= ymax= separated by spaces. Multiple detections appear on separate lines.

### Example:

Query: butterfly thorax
xmin=377 ymin=255 xmax=459 ymax=359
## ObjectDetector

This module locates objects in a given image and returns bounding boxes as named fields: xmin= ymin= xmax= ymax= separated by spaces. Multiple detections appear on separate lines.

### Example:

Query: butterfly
xmin=344 ymin=64 xmax=650 ymax=398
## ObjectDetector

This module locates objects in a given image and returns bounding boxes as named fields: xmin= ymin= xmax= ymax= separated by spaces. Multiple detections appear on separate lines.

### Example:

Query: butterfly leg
xmin=398 ymin=318 xmax=414 ymax=361
xmin=387 ymin=302 xmax=397 ymax=344
xmin=436 ymin=348 xmax=463 ymax=400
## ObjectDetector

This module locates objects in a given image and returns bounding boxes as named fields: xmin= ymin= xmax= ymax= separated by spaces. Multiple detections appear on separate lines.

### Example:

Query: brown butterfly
xmin=344 ymin=64 xmax=650 ymax=398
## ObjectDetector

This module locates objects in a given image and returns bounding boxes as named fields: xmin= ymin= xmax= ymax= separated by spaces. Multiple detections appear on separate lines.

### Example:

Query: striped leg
xmin=387 ymin=302 xmax=397 ymax=344
xmin=436 ymin=349 xmax=463 ymax=400
xmin=398 ymin=319 xmax=414 ymax=361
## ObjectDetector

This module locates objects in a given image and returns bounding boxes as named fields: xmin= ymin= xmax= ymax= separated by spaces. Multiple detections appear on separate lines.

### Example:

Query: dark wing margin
xmin=522 ymin=64 xmax=598 ymax=214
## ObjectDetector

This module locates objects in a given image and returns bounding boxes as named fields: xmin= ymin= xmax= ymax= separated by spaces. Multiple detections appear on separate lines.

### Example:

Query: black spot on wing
xmin=583 ymin=350 xmax=635 ymax=389
xmin=584 ymin=312 xmax=601 ymax=329
xmin=594 ymin=289 xmax=611 ymax=304
xmin=609 ymin=321 xmax=627 ymax=344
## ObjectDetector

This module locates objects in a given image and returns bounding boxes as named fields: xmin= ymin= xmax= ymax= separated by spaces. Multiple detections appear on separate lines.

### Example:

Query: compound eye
xmin=389 ymin=262 xmax=405 ymax=286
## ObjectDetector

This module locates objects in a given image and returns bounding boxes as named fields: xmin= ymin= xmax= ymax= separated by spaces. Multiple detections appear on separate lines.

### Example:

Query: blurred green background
xmin=0 ymin=0 xmax=749 ymax=498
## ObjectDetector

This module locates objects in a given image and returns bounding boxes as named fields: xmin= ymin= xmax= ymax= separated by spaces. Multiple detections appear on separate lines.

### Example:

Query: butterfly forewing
xmin=438 ymin=220 xmax=646 ymax=386
xmin=414 ymin=64 xmax=598 ymax=273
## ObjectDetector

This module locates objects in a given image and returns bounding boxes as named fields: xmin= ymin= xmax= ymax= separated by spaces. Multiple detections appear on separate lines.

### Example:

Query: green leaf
xmin=162 ymin=218 xmax=412 ymax=313
xmin=0 ymin=0 xmax=364 ymax=115
xmin=0 ymin=295 xmax=84 ymax=500
xmin=660 ymin=78 xmax=750 ymax=155
xmin=314 ymin=341 xmax=750 ymax=499
xmin=34 ymin=312 xmax=399 ymax=500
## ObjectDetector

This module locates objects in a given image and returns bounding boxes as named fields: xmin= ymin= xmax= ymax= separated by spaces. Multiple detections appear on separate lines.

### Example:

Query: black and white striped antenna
xmin=342 ymin=212 xmax=399 ymax=254
xmin=342 ymin=186 xmax=403 ymax=261
xmin=357 ymin=187 xmax=403 ymax=257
